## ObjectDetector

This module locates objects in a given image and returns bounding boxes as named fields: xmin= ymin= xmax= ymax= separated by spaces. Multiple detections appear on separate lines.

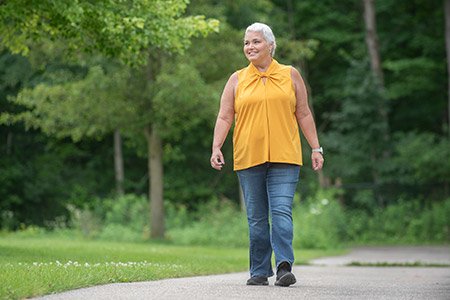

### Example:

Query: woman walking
xmin=210 ymin=22 xmax=324 ymax=287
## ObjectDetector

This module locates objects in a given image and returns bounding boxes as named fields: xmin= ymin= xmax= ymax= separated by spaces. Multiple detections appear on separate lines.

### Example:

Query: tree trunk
xmin=6 ymin=132 xmax=12 ymax=155
xmin=445 ymin=0 xmax=450 ymax=137
xmin=363 ymin=0 xmax=390 ymax=207
xmin=145 ymin=124 xmax=165 ymax=239
xmin=286 ymin=0 xmax=296 ymax=39
xmin=114 ymin=129 xmax=125 ymax=196
xmin=363 ymin=0 xmax=384 ymax=86
xmin=363 ymin=0 xmax=389 ymax=138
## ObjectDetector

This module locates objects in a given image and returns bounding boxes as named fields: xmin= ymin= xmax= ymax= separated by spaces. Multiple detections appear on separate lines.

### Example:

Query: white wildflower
xmin=310 ymin=207 xmax=321 ymax=215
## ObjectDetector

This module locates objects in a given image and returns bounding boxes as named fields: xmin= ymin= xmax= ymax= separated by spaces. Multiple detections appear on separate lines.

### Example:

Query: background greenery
xmin=0 ymin=0 xmax=449 ymax=245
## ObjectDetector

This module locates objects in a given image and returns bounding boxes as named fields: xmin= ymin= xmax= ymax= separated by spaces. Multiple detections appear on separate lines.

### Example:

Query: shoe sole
xmin=246 ymin=281 xmax=269 ymax=286
xmin=275 ymin=272 xmax=296 ymax=287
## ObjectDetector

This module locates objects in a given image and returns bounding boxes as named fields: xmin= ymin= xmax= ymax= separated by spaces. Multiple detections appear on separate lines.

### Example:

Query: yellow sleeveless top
xmin=233 ymin=59 xmax=302 ymax=171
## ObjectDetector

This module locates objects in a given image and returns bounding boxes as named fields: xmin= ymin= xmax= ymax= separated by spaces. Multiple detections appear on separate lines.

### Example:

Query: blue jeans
xmin=237 ymin=162 xmax=300 ymax=278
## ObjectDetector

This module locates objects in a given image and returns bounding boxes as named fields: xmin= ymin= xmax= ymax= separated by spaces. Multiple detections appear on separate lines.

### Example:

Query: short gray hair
xmin=245 ymin=22 xmax=277 ymax=57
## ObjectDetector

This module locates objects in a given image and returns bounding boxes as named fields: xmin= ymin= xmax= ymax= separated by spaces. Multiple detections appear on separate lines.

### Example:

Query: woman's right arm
xmin=210 ymin=72 xmax=238 ymax=170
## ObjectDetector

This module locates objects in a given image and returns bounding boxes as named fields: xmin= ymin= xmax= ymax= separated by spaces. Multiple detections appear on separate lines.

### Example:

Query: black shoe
xmin=275 ymin=262 xmax=296 ymax=287
xmin=246 ymin=276 xmax=269 ymax=286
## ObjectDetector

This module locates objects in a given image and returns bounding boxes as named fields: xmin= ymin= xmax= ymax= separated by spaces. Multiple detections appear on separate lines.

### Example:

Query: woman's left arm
xmin=291 ymin=67 xmax=324 ymax=171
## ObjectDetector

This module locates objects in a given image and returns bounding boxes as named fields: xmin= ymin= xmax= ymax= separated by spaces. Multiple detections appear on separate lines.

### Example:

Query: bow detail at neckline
xmin=256 ymin=71 xmax=273 ymax=79
xmin=248 ymin=59 xmax=281 ymax=84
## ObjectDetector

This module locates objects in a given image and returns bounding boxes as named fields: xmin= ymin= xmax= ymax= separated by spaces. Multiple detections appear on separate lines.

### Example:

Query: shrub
xmin=67 ymin=204 xmax=102 ymax=238
xmin=102 ymin=194 xmax=149 ymax=233
xmin=346 ymin=198 xmax=450 ymax=244
xmin=67 ymin=194 xmax=148 ymax=239
xmin=167 ymin=198 xmax=248 ymax=247
xmin=63 ymin=192 xmax=450 ymax=247
xmin=293 ymin=189 xmax=346 ymax=249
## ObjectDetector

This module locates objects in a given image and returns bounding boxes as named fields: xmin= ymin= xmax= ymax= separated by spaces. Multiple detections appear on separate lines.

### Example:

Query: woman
xmin=210 ymin=22 xmax=324 ymax=287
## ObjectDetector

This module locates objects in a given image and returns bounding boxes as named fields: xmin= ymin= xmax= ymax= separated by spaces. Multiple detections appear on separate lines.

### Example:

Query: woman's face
xmin=243 ymin=31 xmax=271 ymax=63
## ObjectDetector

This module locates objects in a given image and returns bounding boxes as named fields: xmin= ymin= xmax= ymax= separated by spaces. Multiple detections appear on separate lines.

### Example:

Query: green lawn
xmin=0 ymin=234 xmax=345 ymax=299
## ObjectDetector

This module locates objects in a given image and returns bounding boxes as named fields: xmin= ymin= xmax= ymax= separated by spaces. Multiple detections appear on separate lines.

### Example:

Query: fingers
xmin=312 ymin=154 xmax=324 ymax=171
xmin=211 ymin=158 xmax=224 ymax=170
xmin=210 ymin=151 xmax=225 ymax=170
xmin=217 ymin=153 xmax=225 ymax=166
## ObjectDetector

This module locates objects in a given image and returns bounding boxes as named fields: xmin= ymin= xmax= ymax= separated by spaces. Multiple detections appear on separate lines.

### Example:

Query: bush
xmin=293 ymin=189 xmax=346 ymax=249
xmin=67 ymin=204 xmax=102 ymax=238
xmin=68 ymin=194 xmax=149 ymax=239
xmin=102 ymin=194 xmax=149 ymax=233
xmin=346 ymin=198 xmax=450 ymax=244
xmin=62 ymin=192 xmax=450 ymax=248
xmin=167 ymin=198 xmax=248 ymax=247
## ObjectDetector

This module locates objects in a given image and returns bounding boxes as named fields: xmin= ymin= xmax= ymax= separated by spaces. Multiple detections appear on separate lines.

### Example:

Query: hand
xmin=312 ymin=152 xmax=324 ymax=171
xmin=210 ymin=148 xmax=225 ymax=170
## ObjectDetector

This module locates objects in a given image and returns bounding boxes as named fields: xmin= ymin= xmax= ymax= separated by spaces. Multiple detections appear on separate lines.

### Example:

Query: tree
xmin=114 ymin=129 xmax=125 ymax=196
xmin=363 ymin=0 xmax=384 ymax=86
xmin=0 ymin=51 xmax=121 ymax=227
xmin=445 ymin=0 xmax=450 ymax=136
xmin=0 ymin=0 xmax=218 ymax=65
xmin=362 ymin=0 xmax=390 ymax=205
xmin=0 ymin=0 xmax=219 ymax=238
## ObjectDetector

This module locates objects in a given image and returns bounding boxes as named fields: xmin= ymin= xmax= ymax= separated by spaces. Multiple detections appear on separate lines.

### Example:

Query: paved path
xmin=311 ymin=245 xmax=450 ymax=266
xmin=37 ymin=246 xmax=450 ymax=300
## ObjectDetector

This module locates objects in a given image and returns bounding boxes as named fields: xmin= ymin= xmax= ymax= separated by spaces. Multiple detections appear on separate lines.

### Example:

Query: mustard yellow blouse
xmin=233 ymin=59 xmax=302 ymax=171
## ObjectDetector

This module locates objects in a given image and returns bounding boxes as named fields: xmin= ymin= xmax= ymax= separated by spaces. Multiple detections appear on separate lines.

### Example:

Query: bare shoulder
xmin=290 ymin=66 xmax=306 ymax=92
xmin=228 ymin=71 xmax=238 ymax=86
xmin=290 ymin=66 xmax=302 ymax=83
xmin=220 ymin=72 xmax=238 ymax=101
xmin=223 ymin=71 xmax=238 ymax=96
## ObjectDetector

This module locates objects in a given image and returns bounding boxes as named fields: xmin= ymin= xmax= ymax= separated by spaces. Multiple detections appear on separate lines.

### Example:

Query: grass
xmin=0 ymin=234 xmax=345 ymax=299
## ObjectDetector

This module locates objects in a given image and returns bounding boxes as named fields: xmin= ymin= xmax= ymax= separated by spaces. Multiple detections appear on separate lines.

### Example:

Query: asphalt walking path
xmin=37 ymin=246 xmax=450 ymax=300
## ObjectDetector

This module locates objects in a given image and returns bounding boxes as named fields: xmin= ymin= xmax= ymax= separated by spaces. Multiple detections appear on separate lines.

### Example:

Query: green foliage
xmin=387 ymin=132 xmax=450 ymax=186
xmin=346 ymin=198 xmax=450 ymax=244
xmin=60 ymin=191 xmax=450 ymax=249
xmin=2 ymin=65 xmax=134 ymax=141
xmin=321 ymin=59 xmax=388 ymax=181
xmin=0 ymin=135 xmax=116 ymax=228
xmin=0 ymin=0 xmax=219 ymax=65
xmin=187 ymin=24 xmax=247 ymax=83
xmin=153 ymin=61 xmax=217 ymax=142
xmin=222 ymin=0 xmax=277 ymax=30
xmin=167 ymin=199 xmax=248 ymax=247
xmin=1 ymin=0 xmax=449 ymax=228
xmin=68 ymin=194 xmax=149 ymax=240
xmin=293 ymin=189 xmax=346 ymax=249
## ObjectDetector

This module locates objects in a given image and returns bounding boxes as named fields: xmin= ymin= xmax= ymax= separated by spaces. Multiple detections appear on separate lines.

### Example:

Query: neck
xmin=252 ymin=57 xmax=273 ymax=72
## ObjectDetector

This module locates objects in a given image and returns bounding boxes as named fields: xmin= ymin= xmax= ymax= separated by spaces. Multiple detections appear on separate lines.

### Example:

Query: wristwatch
xmin=312 ymin=147 xmax=323 ymax=155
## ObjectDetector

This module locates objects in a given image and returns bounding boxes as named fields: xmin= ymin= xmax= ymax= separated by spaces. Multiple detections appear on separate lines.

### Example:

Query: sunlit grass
xmin=0 ymin=234 xmax=344 ymax=299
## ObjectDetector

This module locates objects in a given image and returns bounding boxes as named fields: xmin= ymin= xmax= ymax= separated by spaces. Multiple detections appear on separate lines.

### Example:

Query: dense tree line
xmin=0 ymin=0 xmax=448 ymax=233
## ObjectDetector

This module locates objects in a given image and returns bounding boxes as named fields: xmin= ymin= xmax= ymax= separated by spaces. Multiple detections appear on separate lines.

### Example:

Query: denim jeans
xmin=237 ymin=162 xmax=300 ymax=278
